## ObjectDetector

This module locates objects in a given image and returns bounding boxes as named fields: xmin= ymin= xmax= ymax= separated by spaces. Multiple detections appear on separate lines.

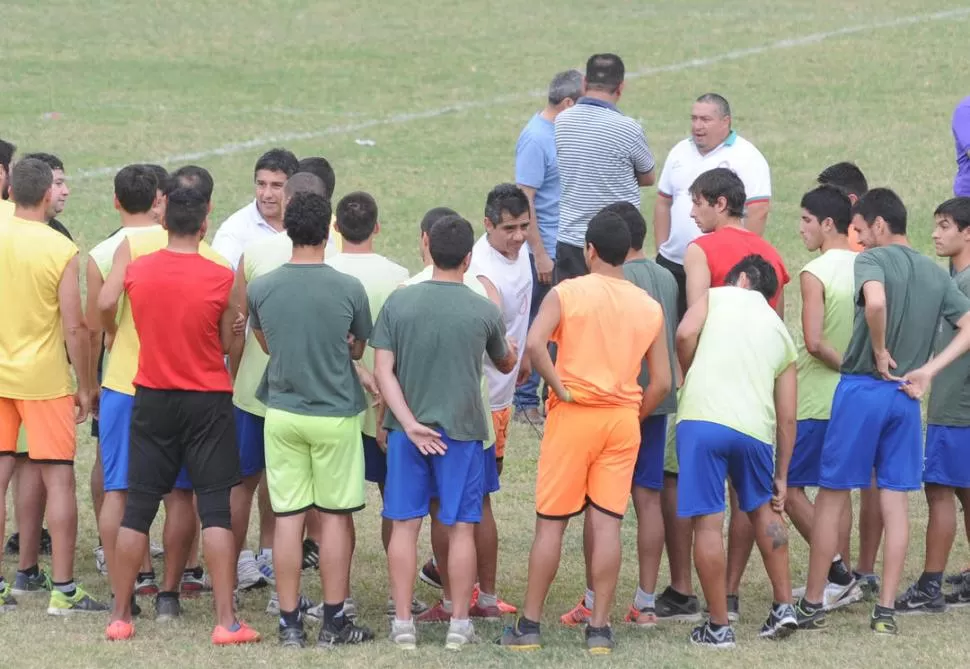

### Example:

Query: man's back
xmin=516 ymin=113 xmax=559 ymax=258
xmin=678 ymin=286 xmax=796 ymax=444
xmin=552 ymin=273 xmax=662 ymax=410
xmin=693 ymin=227 xmax=789 ymax=308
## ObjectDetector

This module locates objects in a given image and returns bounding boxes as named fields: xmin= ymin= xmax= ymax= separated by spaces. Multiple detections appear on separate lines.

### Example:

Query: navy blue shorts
xmin=363 ymin=433 xmax=387 ymax=484
xmin=676 ymin=420 xmax=773 ymax=518
xmin=632 ymin=414 xmax=667 ymax=491
xmin=924 ymin=425 xmax=970 ymax=488
xmin=788 ymin=419 xmax=827 ymax=487
xmin=819 ymin=375 xmax=922 ymax=491
xmin=234 ymin=407 xmax=266 ymax=478
xmin=383 ymin=429 xmax=484 ymax=526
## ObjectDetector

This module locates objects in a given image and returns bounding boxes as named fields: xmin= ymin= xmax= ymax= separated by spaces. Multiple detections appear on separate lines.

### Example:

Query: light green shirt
xmin=677 ymin=287 xmax=797 ymax=444
xmin=796 ymin=249 xmax=857 ymax=420
xmin=327 ymin=252 xmax=410 ymax=436
xmin=232 ymin=234 xmax=292 ymax=417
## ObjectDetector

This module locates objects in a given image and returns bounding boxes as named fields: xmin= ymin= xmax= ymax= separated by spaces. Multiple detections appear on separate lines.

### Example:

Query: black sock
xmin=801 ymin=597 xmax=822 ymax=611
xmin=280 ymin=607 xmax=302 ymax=628
xmin=828 ymin=559 xmax=852 ymax=586
xmin=665 ymin=587 xmax=690 ymax=605
xmin=918 ymin=572 xmax=943 ymax=593
xmin=158 ymin=590 xmax=179 ymax=600
xmin=19 ymin=564 xmax=39 ymax=578
xmin=183 ymin=566 xmax=203 ymax=579
xmin=516 ymin=616 xmax=540 ymax=634
xmin=323 ymin=602 xmax=345 ymax=628
xmin=137 ymin=571 xmax=155 ymax=580
xmin=874 ymin=604 xmax=894 ymax=617
xmin=52 ymin=580 xmax=76 ymax=597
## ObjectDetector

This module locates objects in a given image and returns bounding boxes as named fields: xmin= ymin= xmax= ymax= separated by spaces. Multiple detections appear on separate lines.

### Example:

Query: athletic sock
xmin=918 ymin=572 xmax=943 ymax=594
xmin=584 ymin=588 xmax=595 ymax=609
xmin=477 ymin=591 xmax=498 ymax=608
xmin=279 ymin=607 xmax=302 ymax=628
xmin=137 ymin=571 xmax=155 ymax=581
xmin=53 ymin=580 xmax=76 ymax=598
xmin=442 ymin=598 xmax=453 ymax=613
xmin=323 ymin=601 xmax=346 ymax=629
xmin=184 ymin=566 xmax=204 ymax=579
xmin=516 ymin=616 xmax=540 ymax=634
xmin=19 ymin=564 xmax=39 ymax=578
xmin=158 ymin=590 xmax=179 ymax=600
xmin=450 ymin=617 xmax=472 ymax=631
xmin=633 ymin=586 xmax=655 ymax=610
xmin=874 ymin=604 xmax=894 ymax=617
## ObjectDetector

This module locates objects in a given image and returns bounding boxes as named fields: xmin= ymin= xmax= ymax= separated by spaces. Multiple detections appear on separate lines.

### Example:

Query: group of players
xmin=3 ymin=94 xmax=970 ymax=658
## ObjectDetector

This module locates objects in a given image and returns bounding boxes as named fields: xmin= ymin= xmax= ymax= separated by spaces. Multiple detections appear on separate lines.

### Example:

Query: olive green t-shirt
xmin=841 ymin=245 xmax=970 ymax=377
xmin=623 ymin=258 xmax=678 ymax=415
xmin=371 ymin=280 xmax=508 ymax=442
xmin=248 ymin=263 xmax=372 ymax=417
xmin=929 ymin=267 xmax=970 ymax=426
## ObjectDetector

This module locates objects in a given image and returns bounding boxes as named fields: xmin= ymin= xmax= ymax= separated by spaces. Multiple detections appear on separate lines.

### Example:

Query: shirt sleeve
xmin=854 ymin=252 xmax=885 ymax=306
xmin=515 ymin=133 xmax=547 ymax=190
xmin=483 ymin=303 xmax=509 ymax=364
xmin=941 ymin=277 xmax=970 ymax=327
xmin=741 ymin=148 xmax=772 ymax=203
xmin=656 ymin=148 xmax=675 ymax=198
xmin=349 ymin=281 xmax=373 ymax=341
xmin=629 ymin=125 xmax=656 ymax=175
xmin=370 ymin=294 xmax=395 ymax=351
xmin=211 ymin=221 xmax=243 ymax=271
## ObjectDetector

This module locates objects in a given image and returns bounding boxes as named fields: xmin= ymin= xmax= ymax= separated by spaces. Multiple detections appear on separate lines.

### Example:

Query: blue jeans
xmin=514 ymin=254 xmax=553 ymax=410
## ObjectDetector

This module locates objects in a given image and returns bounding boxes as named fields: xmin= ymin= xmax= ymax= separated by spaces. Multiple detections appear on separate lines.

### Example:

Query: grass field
xmin=4 ymin=0 xmax=970 ymax=666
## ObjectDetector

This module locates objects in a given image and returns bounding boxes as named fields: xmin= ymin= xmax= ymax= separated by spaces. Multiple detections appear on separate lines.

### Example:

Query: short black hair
xmin=143 ymin=164 xmax=171 ymax=194
xmin=689 ymin=168 xmax=746 ymax=219
xmin=284 ymin=172 xmax=327 ymax=199
xmin=22 ymin=152 xmax=64 ymax=172
xmin=484 ymin=183 xmax=530 ymax=226
xmin=164 ymin=187 xmax=208 ymax=236
xmin=600 ymin=201 xmax=645 ymax=251
xmin=585 ymin=210 xmax=631 ymax=267
xmin=171 ymin=165 xmax=214 ymax=202
xmin=10 ymin=158 xmax=53 ymax=207
xmin=585 ymin=53 xmax=625 ymax=94
xmin=935 ymin=197 xmax=970 ymax=231
xmin=852 ymin=187 xmax=907 ymax=235
xmin=114 ymin=164 xmax=159 ymax=214
xmin=817 ymin=162 xmax=868 ymax=198
xmin=428 ymin=215 xmax=475 ymax=270
xmin=800 ymin=185 xmax=852 ymax=235
xmin=335 ymin=192 xmax=378 ymax=243
xmin=0 ymin=138 xmax=15 ymax=173
xmin=284 ymin=191 xmax=332 ymax=247
xmin=297 ymin=157 xmax=336 ymax=199
xmin=255 ymin=148 xmax=299 ymax=179
xmin=420 ymin=206 xmax=459 ymax=236
xmin=725 ymin=254 xmax=778 ymax=302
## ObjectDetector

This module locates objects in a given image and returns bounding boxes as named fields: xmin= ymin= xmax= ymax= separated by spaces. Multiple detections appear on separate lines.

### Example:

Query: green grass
xmin=3 ymin=0 xmax=970 ymax=666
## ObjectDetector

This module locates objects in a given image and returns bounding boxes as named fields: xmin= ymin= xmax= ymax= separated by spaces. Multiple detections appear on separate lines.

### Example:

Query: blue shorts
xmin=676 ymin=420 xmax=773 ymax=518
xmin=819 ymin=375 xmax=922 ymax=491
xmin=788 ymin=419 xmax=827 ymax=487
xmin=383 ymin=429 xmax=484 ymax=526
xmin=234 ymin=407 xmax=266 ymax=478
xmin=484 ymin=445 xmax=500 ymax=495
xmin=632 ymin=415 xmax=667 ymax=491
xmin=924 ymin=425 xmax=970 ymax=488
xmin=363 ymin=434 xmax=387 ymax=484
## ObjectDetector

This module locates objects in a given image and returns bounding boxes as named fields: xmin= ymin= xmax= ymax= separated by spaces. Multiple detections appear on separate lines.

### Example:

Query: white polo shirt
xmin=657 ymin=131 xmax=771 ymax=265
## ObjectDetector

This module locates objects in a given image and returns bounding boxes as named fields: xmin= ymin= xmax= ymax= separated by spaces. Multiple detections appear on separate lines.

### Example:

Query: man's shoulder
xmin=219 ymin=200 xmax=257 ymax=228
xmin=519 ymin=114 xmax=552 ymax=141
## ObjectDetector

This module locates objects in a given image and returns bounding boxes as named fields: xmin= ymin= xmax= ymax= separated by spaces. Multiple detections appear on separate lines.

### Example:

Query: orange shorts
xmin=491 ymin=407 xmax=512 ymax=459
xmin=535 ymin=403 xmax=639 ymax=519
xmin=0 ymin=396 xmax=76 ymax=463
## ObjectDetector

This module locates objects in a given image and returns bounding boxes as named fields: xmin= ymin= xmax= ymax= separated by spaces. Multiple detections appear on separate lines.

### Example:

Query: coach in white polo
xmin=653 ymin=93 xmax=771 ymax=317
xmin=554 ymin=53 xmax=656 ymax=281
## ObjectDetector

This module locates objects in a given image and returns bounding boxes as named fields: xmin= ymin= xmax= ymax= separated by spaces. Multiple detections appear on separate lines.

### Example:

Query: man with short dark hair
xmin=0 ymin=138 xmax=16 ymax=224
xmin=501 ymin=210 xmax=670 ymax=654
xmin=817 ymin=161 xmax=869 ymax=253
xmin=554 ymin=54 xmax=656 ymax=282
xmin=297 ymin=156 xmax=343 ymax=253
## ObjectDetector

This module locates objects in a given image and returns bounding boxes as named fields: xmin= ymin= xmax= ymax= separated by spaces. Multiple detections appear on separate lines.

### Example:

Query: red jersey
xmin=691 ymin=226 xmax=789 ymax=308
xmin=125 ymin=249 xmax=234 ymax=392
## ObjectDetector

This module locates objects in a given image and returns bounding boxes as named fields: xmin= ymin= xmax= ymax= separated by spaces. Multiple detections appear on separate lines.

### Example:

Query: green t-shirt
xmin=841 ymin=245 xmax=970 ymax=377
xmin=623 ymin=258 xmax=678 ymax=415
xmin=929 ymin=267 xmax=970 ymax=426
xmin=371 ymin=280 xmax=508 ymax=442
xmin=796 ymin=249 xmax=857 ymax=420
xmin=248 ymin=263 xmax=372 ymax=417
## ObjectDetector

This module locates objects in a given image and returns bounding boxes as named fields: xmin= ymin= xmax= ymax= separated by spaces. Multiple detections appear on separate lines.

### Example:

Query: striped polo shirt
xmin=555 ymin=97 xmax=655 ymax=248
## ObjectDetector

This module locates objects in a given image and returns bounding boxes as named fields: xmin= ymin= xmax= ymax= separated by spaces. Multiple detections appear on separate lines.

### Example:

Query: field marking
xmin=75 ymin=6 xmax=970 ymax=181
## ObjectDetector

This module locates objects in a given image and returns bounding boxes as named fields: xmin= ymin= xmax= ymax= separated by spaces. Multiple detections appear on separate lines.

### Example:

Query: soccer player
xmin=817 ymin=161 xmax=868 ymax=253
xmin=0 ymin=158 xmax=102 ymax=614
xmin=501 ymin=210 xmax=671 ymax=654
xmin=248 ymin=191 xmax=375 ymax=648
xmin=796 ymin=188 xmax=970 ymax=636
xmin=102 ymin=187 xmax=259 ymax=644
xmin=0 ymin=138 xmax=15 ymax=223
xmin=297 ymin=155 xmax=343 ymax=255
xmin=675 ymin=254 xmax=797 ymax=647
xmin=894 ymin=197 xmax=970 ymax=612
xmin=376 ymin=215 xmax=517 ymax=651
xmin=785 ymin=185 xmax=862 ymax=610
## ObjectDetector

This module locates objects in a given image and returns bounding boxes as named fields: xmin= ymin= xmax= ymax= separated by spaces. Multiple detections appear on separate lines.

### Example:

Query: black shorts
xmin=656 ymin=253 xmax=687 ymax=320
xmin=128 ymin=387 xmax=240 ymax=495
xmin=554 ymin=242 xmax=589 ymax=283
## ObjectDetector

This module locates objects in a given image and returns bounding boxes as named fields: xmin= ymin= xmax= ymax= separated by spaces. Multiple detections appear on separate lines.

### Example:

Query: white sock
xmin=584 ymin=588 xmax=595 ymax=609
xmin=442 ymin=598 xmax=453 ymax=613
xmin=394 ymin=617 xmax=413 ymax=627
xmin=477 ymin=591 xmax=498 ymax=608
xmin=832 ymin=554 xmax=842 ymax=564
xmin=633 ymin=586 xmax=655 ymax=610
xmin=449 ymin=617 xmax=472 ymax=631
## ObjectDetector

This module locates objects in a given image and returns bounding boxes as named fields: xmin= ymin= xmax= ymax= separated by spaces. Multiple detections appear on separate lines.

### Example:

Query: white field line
xmin=74 ymin=6 xmax=970 ymax=181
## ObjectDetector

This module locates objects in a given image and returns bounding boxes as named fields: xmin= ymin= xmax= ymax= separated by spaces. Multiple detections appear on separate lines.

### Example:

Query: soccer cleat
xmin=180 ymin=568 xmax=210 ymax=596
xmin=212 ymin=621 xmax=262 ymax=645
xmin=266 ymin=592 xmax=316 ymax=618
xmin=894 ymin=583 xmax=946 ymax=615
xmin=317 ymin=620 xmax=375 ymax=647
xmin=301 ymin=539 xmax=320 ymax=571
xmin=471 ymin=584 xmax=517 ymax=614
xmin=94 ymin=546 xmax=108 ymax=576
xmin=237 ymin=550 xmax=267 ymax=591
xmin=155 ymin=595 xmax=182 ymax=622
xmin=47 ymin=587 xmax=109 ymax=615
xmin=759 ymin=603 xmax=798 ymax=640
xmin=585 ymin=624 xmax=615 ymax=655
xmin=625 ymin=604 xmax=658 ymax=627
xmin=689 ymin=621 xmax=736 ymax=648
xmin=468 ymin=602 xmax=503 ymax=621
xmin=278 ymin=622 xmax=307 ymax=649
xmin=870 ymin=608 xmax=898 ymax=635
xmin=418 ymin=558 xmax=442 ymax=589
xmin=655 ymin=586 xmax=703 ymax=622
xmin=794 ymin=598 xmax=827 ymax=630
xmin=445 ymin=620 xmax=480 ymax=651
xmin=498 ymin=619 xmax=542 ymax=651
xmin=134 ymin=573 xmax=159 ymax=597
xmin=559 ymin=597 xmax=591 ymax=626
xmin=0 ymin=582 xmax=18 ymax=612
xmin=105 ymin=620 xmax=135 ymax=641
xmin=11 ymin=569 xmax=52 ymax=595
xmin=255 ymin=551 xmax=276 ymax=586
xmin=390 ymin=618 xmax=418 ymax=650
xmin=386 ymin=597 xmax=430 ymax=617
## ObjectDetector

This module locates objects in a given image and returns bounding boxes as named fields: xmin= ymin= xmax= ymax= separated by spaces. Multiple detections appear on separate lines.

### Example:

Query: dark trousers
xmin=656 ymin=253 xmax=687 ymax=320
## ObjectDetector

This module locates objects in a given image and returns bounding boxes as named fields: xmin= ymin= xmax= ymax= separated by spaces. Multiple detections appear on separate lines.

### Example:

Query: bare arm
xmin=526 ymin=290 xmax=569 ymax=401
xmin=517 ymin=184 xmax=554 ymax=285
xmin=800 ymin=272 xmax=841 ymax=371
xmin=675 ymin=291 xmax=709 ymax=374
xmin=349 ymin=338 xmax=366 ymax=361
xmin=862 ymin=280 xmax=896 ymax=379
xmin=684 ymin=243 xmax=711 ymax=309
xmin=639 ymin=324 xmax=673 ymax=420
xmin=744 ymin=200 xmax=771 ymax=236
xmin=253 ymin=328 xmax=269 ymax=355
xmin=772 ymin=363 xmax=797 ymax=510
xmin=97 ymin=239 xmax=132 ymax=339
xmin=653 ymin=195 xmax=672 ymax=255
xmin=374 ymin=348 xmax=446 ymax=454
xmin=228 ymin=256 xmax=248 ymax=379
xmin=219 ymin=305 xmax=236 ymax=354
xmin=60 ymin=255 xmax=92 ymax=423
xmin=636 ymin=169 xmax=657 ymax=187
xmin=774 ymin=285 xmax=785 ymax=319
xmin=85 ymin=257 xmax=105 ymax=391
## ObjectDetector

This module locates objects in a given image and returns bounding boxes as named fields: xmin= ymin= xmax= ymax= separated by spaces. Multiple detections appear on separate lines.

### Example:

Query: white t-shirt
xmin=469 ymin=234 xmax=533 ymax=409
xmin=657 ymin=131 xmax=771 ymax=265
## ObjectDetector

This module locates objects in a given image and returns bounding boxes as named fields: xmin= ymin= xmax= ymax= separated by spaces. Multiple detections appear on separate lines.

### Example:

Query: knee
xmin=197 ymin=488 xmax=232 ymax=531
xmin=121 ymin=490 xmax=162 ymax=535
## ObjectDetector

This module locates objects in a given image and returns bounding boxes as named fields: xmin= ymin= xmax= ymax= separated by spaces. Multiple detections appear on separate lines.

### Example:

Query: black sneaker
xmin=794 ymin=598 xmax=827 ymax=630
xmin=655 ymin=586 xmax=703 ymax=622
xmin=827 ymin=559 xmax=854 ymax=587
xmin=155 ymin=594 xmax=182 ymax=622
xmin=585 ymin=625 xmax=615 ymax=655
xmin=497 ymin=619 xmax=541 ymax=651
xmin=853 ymin=571 xmax=880 ymax=600
xmin=945 ymin=576 xmax=970 ymax=607
xmin=894 ymin=583 xmax=946 ymax=615
xmin=279 ymin=622 xmax=307 ymax=649
xmin=39 ymin=528 xmax=52 ymax=556
xmin=759 ymin=603 xmax=797 ymax=640
xmin=4 ymin=533 xmax=19 ymax=555
xmin=870 ymin=606 xmax=898 ymax=635
xmin=317 ymin=619 xmax=375 ymax=647
xmin=301 ymin=539 xmax=320 ymax=571
xmin=946 ymin=569 xmax=970 ymax=586
xmin=703 ymin=594 xmax=740 ymax=622
xmin=689 ymin=621 xmax=736 ymax=648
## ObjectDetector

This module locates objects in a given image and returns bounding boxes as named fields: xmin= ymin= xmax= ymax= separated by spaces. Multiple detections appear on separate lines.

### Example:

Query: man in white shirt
xmin=653 ymin=94 xmax=771 ymax=318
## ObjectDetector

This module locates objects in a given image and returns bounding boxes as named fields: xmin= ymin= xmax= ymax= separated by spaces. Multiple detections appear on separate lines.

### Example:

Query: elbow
xmin=803 ymin=337 xmax=822 ymax=357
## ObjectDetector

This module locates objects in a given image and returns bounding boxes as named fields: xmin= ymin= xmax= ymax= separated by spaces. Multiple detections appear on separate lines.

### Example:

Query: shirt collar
xmin=577 ymin=96 xmax=618 ymax=112
xmin=248 ymin=200 xmax=277 ymax=233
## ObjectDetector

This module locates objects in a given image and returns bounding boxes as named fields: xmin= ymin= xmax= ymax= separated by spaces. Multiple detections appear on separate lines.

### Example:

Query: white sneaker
xmin=255 ymin=550 xmax=276 ymax=586
xmin=307 ymin=597 xmax=356 ymax=624
xmin=266 ymin=591 xmax=317 ymax=619
xmin=93 ymin=546 xmax=107 ymax=576
xmin=390 ymin=618 xmax=418 ymax=650
xmin=445 ymin=620 xmax=479 ymax=651
xmin=149 ymin=542 xmax=165 ymax=559
xmin=792 ymin=580 xmax=864 ymax=611
xmin=237 ymin=550 xmax=267 ymax=591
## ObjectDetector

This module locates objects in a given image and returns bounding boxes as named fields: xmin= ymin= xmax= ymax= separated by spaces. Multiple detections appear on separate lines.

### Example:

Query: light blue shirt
xmin=515 ymin=113 xmax=559 ymax=259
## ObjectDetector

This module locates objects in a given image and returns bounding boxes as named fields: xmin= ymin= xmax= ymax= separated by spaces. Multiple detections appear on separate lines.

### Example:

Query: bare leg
xmin=230 ymin=474 xmax=260 ymax=555
xmin=856 ymin=477 xmax=883 ymax=574
xmin=0 ymin=456 xmax=16 ymax=577
xmin=90 ymin=446 xmax=104 ymax=540
xmin=661 ymin=475 xmax=694 ymax=595
xmin=202 ymin=525 xmax=239 ymax=629
xmin=274 ymin=512 xmax=305 ymax=613
xmin=725 ymin=486 xmax=755 ymax=596
xmin=924 ymin=485 xmax=955 ymax=573
xmin=111 ymin=527 xmax=149 ymax=623
xmin=785 ymin=487 xmax=814 ymax=543
xmin=522 ymin=517 xmax=568 ymax=622
xmin=447 ymin=522 xmax=476 ymax=619
xmin=389 ymin=518 xmax=422 ymax=621
xmin=257 ymin=477 xmax=274 ymax=551
xmin=319 ymin=513 xmax=353 ymax=610
xmin=40 ymin=464 xmax=77 ymax=583
xmin=475 ymin=495 xmax=498 ymax=596
xmin=749 ymin=504 xmax=792 ymax=603
xmin=99 ymin=491 xmax=127 ymax=585
xmin=805 ymin=488 xmax=850 ymax=603
xmin=160 ymin=491 xmax=195 ymax=592
xmin=430 ymin=502 xmax=451 ymax=601
xmin=377 ymin=485 xmax=391 ymax=552
xmin=586 ymin=507 xmax=622 ymax=628
xmin=15 ymin=459 xmax=44 ymax=572
xmin=957 ymin=488 xmax=970 ymax=547
xmin=632 ymin=486 xmax=664 ymax=597
xmin=693 ymin=512 xmax=728 ymax=625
